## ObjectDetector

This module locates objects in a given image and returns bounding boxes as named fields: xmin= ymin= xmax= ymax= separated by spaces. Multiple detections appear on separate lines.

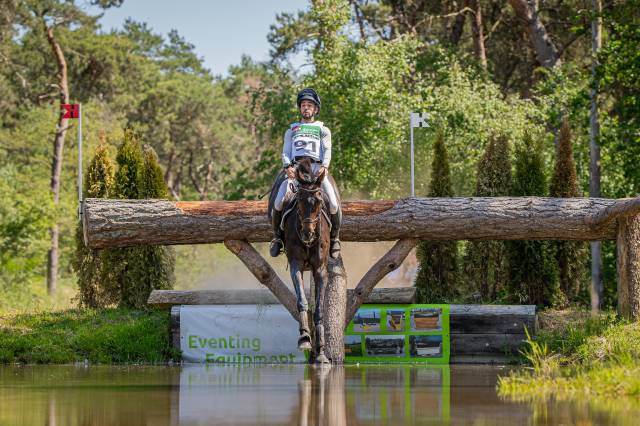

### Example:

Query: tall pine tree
xmin=507 ymin=133 xmax=560 ymax=306
xmin=73 ymin=142 xmax=116 ymax=307
xmin=550 ymin=118 xmax=588 ymax=304
xmin=464 ymin=135 xmax=511 ymax=301
xmin=104 ymin=130 xmax=175 ymax=309
xmin=415 ymin=132 xmax=458 ymax=303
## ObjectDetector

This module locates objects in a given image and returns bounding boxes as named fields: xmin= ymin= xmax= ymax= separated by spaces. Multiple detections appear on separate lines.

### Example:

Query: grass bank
xmin=0 ymin=308 xmax=177 ymax=364
xmin=498 ymin=310 xmax=640 ymax=403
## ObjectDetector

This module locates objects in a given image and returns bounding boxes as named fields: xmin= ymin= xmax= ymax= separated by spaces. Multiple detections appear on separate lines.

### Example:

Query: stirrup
xmin=270 ymin=238 xmax=284 ymax=257
xmin=330 ymin=239 xmax=341 ymax=259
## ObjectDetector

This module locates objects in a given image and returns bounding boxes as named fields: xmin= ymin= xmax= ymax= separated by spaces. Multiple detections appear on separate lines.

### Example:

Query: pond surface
xmin=0 ymin=364 xmax=636 ymax=425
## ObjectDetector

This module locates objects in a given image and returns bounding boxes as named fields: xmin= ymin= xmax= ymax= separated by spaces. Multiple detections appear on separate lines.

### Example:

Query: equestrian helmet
xmin=296 ymin=88 xmax=321 ymax=112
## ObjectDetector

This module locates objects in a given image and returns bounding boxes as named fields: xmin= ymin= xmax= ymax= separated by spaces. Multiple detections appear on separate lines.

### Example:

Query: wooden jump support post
xmin=82 ymin=196 xmax=640 ymax=362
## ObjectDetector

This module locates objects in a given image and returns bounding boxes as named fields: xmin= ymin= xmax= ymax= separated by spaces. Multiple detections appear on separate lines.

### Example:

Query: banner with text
xmin=180 ymin=305 xmax=306 ymax=364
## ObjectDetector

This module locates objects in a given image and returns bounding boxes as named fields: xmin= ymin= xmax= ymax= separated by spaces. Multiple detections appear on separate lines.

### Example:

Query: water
xmin=0 ymin=364 xmax=636 ymax=425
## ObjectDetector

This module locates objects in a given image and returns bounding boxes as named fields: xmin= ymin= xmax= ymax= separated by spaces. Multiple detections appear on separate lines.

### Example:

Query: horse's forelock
xmin=297 ymin=158 xmax=315 ymax=184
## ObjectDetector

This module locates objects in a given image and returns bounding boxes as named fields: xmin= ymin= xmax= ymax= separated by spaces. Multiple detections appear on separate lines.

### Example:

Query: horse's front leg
xmin=312 ymin=265 xmax=330 ymax=364
xmin=290 ymin=261 xmax=312 ymax=350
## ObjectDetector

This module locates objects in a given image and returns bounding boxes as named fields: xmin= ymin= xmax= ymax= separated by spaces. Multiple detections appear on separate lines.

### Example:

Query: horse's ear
xmin=316 ymin=167 xmax=327 ymax=183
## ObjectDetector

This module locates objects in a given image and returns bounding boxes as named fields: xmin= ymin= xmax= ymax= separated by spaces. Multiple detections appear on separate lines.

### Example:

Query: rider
xmin=270 ymin=88 xmax=342 ymax=259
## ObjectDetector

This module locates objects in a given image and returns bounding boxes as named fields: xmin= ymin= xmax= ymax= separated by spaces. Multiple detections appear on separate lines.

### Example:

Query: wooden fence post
xmin=617 ymin=214 xmax=640 ymax=320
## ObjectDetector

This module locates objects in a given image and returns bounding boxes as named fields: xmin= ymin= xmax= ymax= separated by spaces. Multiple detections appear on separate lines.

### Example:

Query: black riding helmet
xmin=296 ymin=88 xmax=321 ymax=112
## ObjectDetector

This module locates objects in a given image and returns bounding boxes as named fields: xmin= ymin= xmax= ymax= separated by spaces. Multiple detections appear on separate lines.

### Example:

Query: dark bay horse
xmin=269 ymin=158 xmax=337 ymax=364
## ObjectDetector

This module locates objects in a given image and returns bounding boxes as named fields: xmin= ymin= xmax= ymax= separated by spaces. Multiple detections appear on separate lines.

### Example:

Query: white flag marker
xmin=409 ymin=112 xmax=429 ymax=197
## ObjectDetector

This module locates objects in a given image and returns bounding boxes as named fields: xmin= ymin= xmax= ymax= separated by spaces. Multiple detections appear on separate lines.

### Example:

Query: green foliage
xmin=415 ymin=132 xmax=458 ymax=303
xmin=0 ymin=308 xmax=176 ymax=364
xmin=104 ymin=134 xmax=175 ymax=309
xmin=464 ymin=135 xmax=511 ymax=301
xmin=507 ymin=135 xmax=560 ymax=307
xmin=114 ymin=130 xmax=144 ymax=199
xmin=74 ymin=144 xmax=117 ymax=308
xmin=0 ymin=165 xmax=53 ymax=290
xmin=498 ymin=312 xmax=640 ymax=402
xmin=550 ymin=119 xmax=588 ymax=304
xmin=597 ymin=0 xmax=640 ymax=196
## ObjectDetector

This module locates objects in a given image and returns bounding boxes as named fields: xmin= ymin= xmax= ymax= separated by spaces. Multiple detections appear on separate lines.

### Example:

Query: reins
xmin=295 ymin=185 xmax=329 ymax=248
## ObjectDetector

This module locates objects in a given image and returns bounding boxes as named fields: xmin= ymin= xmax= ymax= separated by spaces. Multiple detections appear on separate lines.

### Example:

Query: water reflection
xmin=0 ymin=364 xmax=638 ymax=425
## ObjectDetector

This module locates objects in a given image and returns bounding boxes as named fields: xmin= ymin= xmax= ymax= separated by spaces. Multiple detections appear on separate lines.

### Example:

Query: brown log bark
xmin=344 ymin=239 xmax=419 ymax=326
xmin=323 ymin=256 xmax=347 ymax=363
xmin=617 ymin=215 xmax=640 ymax=321
xmin=507 ymin=0 xmax=561 ymax=68
xmin=147 ymin=287 xmax=416 ymax=308
xmin=45 ymin=22 xmax=70 ymax=296
xmin=223 ymin=240 xmax=299 ymax=321
xmin=82 ymin=197 xmax=639 ymax=249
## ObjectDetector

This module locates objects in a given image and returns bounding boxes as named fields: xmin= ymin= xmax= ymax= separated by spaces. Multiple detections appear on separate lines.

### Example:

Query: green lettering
xmin=279 ymin=354 xmax=288 ymax=363
xmin=218 ymin=338 xmax=227 ymax=349
xmin=252 ymin=338 xmax=260 ymax=352
xmin=208 ymin=338 xmax=217 ymax=348
xmin=198 ymin=337 xmax=208 ymax=348
xmin=254 ymin=355 xmax=267 ymax=363
xmin=289 ymin=353 xmax=296 ymax=363
xmin=188 ymin=335 xmax=197 ymax=349
xmin=205 ymin=353 xmax=216 ymax=363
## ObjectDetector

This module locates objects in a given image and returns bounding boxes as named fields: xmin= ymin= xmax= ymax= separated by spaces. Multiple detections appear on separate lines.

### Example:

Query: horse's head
xmin=296 ymin=158 xmax=326 ymax=246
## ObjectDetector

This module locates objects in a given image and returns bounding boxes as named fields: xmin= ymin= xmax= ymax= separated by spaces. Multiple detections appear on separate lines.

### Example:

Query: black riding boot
xmin=329 ymin=207 xmax=342 ymax=259
xmin=270 ymin=209 xmax=284 ymax=257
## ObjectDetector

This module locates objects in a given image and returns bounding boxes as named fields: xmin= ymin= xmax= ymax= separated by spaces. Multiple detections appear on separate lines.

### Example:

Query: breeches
xmin=274 ymin=164 xmax=339 ymax=214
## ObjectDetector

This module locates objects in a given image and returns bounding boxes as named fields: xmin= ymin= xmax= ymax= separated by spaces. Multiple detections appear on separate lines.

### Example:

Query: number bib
xmin=291 ymin=124 xmax=322 ymax=160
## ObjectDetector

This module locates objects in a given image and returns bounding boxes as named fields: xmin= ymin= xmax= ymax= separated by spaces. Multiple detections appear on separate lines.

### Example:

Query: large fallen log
xmin=82 ymin=197 xmax=640 ymax=249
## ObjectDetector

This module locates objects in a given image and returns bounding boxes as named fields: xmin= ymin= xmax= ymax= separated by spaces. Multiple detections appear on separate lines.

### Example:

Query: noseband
xmin=296 ymin=185 xmax=325 ymax=247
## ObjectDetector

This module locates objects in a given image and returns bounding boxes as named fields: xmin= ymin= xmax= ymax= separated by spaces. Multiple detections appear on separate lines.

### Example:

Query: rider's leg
xmin=321 ymin=177 xmax=341 ymax=259
xmin=270 ymin=179 xmax=291 ymax=257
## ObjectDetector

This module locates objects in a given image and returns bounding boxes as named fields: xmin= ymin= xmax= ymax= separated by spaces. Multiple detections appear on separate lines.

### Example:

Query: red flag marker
xmin=62 ymin=104 xmax=80 ymax=119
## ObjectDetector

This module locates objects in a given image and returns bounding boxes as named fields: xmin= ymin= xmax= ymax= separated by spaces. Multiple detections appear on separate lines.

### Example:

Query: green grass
xmin=0 ymin=308 xmax=178 ymax=364
xmin=498 ymin=310 xmax=640 ymax=404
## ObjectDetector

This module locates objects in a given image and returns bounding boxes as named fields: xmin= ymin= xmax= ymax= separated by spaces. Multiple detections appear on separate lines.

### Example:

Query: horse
xmin=268 ymin=157 xmax=338 ymax=364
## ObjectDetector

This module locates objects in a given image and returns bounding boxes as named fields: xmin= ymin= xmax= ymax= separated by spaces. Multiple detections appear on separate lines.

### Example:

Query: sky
xmin=92 ymin=0 xmax=307 ymax=76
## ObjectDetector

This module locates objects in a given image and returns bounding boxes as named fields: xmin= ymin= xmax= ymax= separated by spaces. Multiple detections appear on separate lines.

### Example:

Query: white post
xmin=410 ymin=121 xmax=415 ymax=197
xmin=77 ymin=103 xmax=82 ymax=218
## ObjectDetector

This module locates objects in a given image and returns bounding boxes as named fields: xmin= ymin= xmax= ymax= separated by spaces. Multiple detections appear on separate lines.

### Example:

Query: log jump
xmin=82 ymin=196 xmax=640 ymax=361
xmin=82 ymin=197 xmax=640 ymax=248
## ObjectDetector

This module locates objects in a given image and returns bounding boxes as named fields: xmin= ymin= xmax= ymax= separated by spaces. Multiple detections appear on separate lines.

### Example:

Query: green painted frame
xmin=344 ymin=304 xmax=450 ymax=364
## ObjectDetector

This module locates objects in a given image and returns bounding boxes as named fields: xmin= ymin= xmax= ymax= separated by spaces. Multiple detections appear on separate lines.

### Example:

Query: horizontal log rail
xmin=82 ymin=197 xmax=640 ymax=249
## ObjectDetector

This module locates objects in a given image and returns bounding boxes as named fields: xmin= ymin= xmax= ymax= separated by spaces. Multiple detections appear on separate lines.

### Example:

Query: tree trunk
xmin=590 ymin=0 xmax=603 ymax=312
xmin=466 ymin=0 xmax=487 ymax=69
xmin=617 ymin=214 xmax=640 ymax=321
xmin=82 ymin=197 xmax=640 ymax=249
xmin=507 ymin=0 xmax=561 ymax=68
xmin=449 ymin=1 xmax=466 ymax=45
xmin=45 ymin=23 xmax=70 ymax=295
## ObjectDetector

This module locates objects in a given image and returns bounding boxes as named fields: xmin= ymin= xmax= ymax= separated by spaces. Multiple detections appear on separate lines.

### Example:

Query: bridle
xmin=296 ymin=185 xmax=325 ymax=247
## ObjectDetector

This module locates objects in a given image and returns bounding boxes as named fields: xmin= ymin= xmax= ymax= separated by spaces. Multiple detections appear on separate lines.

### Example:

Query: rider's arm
xmin=321 ymin=126 xmax=332 ymax=168
xmin=282 ymin=128 xmax=294 ymax=168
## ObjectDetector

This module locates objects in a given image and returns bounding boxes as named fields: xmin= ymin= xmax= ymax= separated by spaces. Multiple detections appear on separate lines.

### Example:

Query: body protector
xmin=276 ymin=121 xmax=338 ymax=214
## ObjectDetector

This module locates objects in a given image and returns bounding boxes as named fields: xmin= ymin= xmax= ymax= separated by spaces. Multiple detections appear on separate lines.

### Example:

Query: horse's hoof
xmin=315 ymin=353 xmax=330 ymax=364
xmin=298 ymin=340 xmax=312 ymax=351
xmin=298 ymin=334 xmax=312 ymax=350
